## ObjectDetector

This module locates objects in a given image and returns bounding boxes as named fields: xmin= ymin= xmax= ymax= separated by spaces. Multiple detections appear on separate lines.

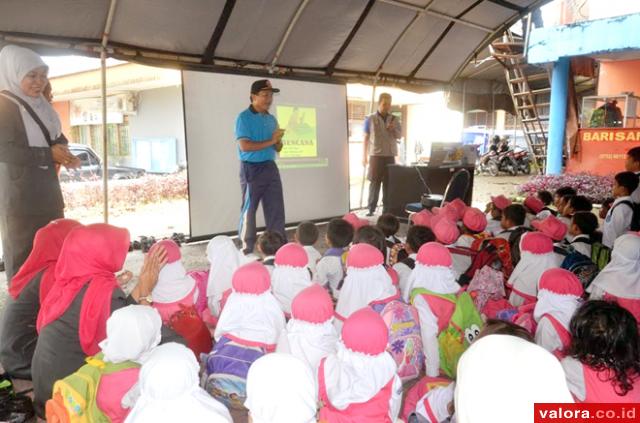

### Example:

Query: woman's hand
xmin=131 ymin=246 xmax=168 ymax=303
xmin=116 ymin=270 xmax=133 ymax=288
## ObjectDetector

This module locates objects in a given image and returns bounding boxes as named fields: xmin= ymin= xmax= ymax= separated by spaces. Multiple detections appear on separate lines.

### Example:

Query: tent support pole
xmin=100 ymin=0 xmax=118 ymax=223
xmin=270 ymin=0 xmax=310 ymax=71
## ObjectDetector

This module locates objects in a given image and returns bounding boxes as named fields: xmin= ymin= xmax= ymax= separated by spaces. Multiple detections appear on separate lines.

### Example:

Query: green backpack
xmin=411 ymin=289 xmax=483 ymax=378
xmin=46 ymin=353 xmax=139 ymax=423
xmin=591 ymin=241 xmax=611 ymax=271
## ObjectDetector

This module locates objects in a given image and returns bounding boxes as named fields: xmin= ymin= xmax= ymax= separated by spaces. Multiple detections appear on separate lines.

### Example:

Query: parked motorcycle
xmin=513 ymin=147 xmax=533 ymax=175
xmin=477 ymin=148 xmax=519 ymax=176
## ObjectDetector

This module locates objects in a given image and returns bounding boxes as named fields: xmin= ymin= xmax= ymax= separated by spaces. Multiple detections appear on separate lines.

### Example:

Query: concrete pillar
xmin=546 ymin=56 xmax=570 ymax=175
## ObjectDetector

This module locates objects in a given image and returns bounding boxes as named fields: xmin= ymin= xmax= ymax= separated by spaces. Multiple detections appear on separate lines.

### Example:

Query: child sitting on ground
xmin=485 ymin=195 xmax=512 ymax=236
xmin=393 ymin=225 xmax=436 ymax=299
xmin=316 ymin=218 xmax=354 ymax=299
xmin=271 ymin=242 xmax=313 ymax=317
xmin=566 ymin=211 xmax=599 ymax=257
xmin=450 ymin=207 xmax=488 ymax=278
xmin=46 ymin=305 xmax=163 ymax=423
xmin=276 ymin=284 xmax=338 ymax=370
xmin=256 ymin=230 xmax=286 ymax=275
xmin=295 ymin=221 xmax=321 ymax=278
xmin=561 ymin=300 xmax=640 ymax=403
xmin=533 ymin=268 xmax=583 ymax=356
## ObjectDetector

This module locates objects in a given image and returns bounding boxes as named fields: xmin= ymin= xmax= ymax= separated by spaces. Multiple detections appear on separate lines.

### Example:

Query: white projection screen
xmin=182 ymin=71 xmax=350 ymax=239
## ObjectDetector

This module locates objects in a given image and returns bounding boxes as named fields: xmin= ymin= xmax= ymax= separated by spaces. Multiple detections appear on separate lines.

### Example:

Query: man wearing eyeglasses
xmin=235 ymin=79 xmax=286 ymax=254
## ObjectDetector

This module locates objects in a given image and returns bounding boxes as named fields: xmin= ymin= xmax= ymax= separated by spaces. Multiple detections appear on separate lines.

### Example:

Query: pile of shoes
xmin=0 ymin=374 xmax=35 ymax=423
xmin=129 ymin=233 xmax=189 ymax=252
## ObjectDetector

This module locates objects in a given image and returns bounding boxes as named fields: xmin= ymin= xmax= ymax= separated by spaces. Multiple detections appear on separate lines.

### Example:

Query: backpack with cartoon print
xmin=411 ymin=289 xmax=483 ymax=378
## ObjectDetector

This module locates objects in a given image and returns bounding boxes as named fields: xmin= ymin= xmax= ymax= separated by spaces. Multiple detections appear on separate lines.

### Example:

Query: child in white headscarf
xmin=533 ymin=268 xmax=583 ymax=356
xmin=455 ymin=335 xmax=574 ymax=423
xmin=507 ymin=232 xmax=561 ymax=306
xmin=124 ymin=342 xmax=232 ymax=423
xmin=588 ymin=233 xmax=640 ymax=322
xmin=245 ymin=353 xmax=317 ymax=423
xmin=276 ymin=284 xmax=338 ymax=370
xmin=206 ymin=235 xmax=247 ymax=316
xmin=45 ymin=305 xmax=163 ymax=423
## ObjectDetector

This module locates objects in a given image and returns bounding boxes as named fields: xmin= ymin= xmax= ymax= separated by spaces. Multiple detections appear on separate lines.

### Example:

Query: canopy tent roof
xmin=0 ymin=0 xmax=548 ymax=92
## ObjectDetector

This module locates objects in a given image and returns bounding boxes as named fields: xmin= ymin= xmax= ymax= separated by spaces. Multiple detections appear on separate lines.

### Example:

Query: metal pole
xmin=100 ymin=0 xmax=118 ymax=223
xmin=359 ymin=82 xmax=378 ymax=208
xmin=546 ymin=57 xmax=570 ymax=175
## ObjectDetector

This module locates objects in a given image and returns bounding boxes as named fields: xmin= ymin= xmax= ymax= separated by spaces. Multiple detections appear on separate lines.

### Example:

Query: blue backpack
xmin=556 ymin=245 xmax=599 ymax=290
xmin=201 ymin=336 xmax=266 ymax=410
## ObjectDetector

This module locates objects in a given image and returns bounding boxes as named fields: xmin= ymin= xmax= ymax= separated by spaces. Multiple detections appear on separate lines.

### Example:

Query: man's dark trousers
xmin=367 ymin=156 xmax=395 ymax=214
xmin=238 ymin=160 xmax=286 ymax=253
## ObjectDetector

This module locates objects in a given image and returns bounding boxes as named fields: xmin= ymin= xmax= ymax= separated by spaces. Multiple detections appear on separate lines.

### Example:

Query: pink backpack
xmin=370 ymin=300 xmax=424 ymax=382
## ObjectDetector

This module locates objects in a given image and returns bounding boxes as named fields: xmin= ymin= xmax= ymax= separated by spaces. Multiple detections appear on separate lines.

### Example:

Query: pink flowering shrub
xmin=61 ymin=171 xmax=188 ymax=211
xmin=517 ymin=173 xmax=614 ymax=204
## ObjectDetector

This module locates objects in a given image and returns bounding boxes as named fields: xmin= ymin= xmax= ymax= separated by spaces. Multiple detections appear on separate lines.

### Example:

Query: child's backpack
xmin=45 ymin=354 xmax=138 ymax=423
xmin=467 ymin=265 xmax=505 ymax=315
xmin=591 ymin=241 xmax=612 ymax=271
xmin=370 ymin=300 xmax=424 ymax=382
xmin=388 ymin=243 xmax=409 ymax=266
xmin=168 ymin=304 xmax=213 ymax=358
xmin=458 ymin=237 xmax=513 ymax=285
xmin=612 ymin=200 xmax=640 ymax=232
xmin=556 ymin=246 xmax=600 ymax=290
xmin=507 ymin=227 xmax=532 ymax=267
xmin=202 ymin=336 xmax=266 ymax=411
xmin=410 ymin=289 xmax=483 ymax=379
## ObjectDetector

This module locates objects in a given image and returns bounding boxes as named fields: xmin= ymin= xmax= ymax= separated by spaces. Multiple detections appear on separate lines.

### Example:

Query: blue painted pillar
xmin=546 ymin=56 xmax=570 ymax=175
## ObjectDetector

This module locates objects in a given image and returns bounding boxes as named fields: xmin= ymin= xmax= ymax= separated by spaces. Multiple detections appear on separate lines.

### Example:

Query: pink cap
xmin=462 ymin=207 xmax=487 ymax=232
xmin=346 ymin=243 xmax=384 ymax=268
xmin=433 ymin=206 xmax=459 ymax=222
xmin=520 ymin=232 xmax=553 ymax=255
xmin=343 ymin=213 xmax=369 ymax=230
xmin=524 ymin=195 xmax=544 ymax=214
xmin=275 ymin=242 xmax=308 ymax=267
xmin=432 ymin=216 xmax=460 ymax=245
xmin=411 ymin=210 xmax=433 ymax=228
xmin=291 ymin=284 xmax=334 ymax=323
xmin=148 ymin=239 xmax=181 ymax=263
xmin=417 ymin=242 xmax=453 ymax=267
xmin=531 ymin=215 xmax=567 ymax=242
xmin=539 ymin=268 xmax=584 ymax=297
xmin=232 ymin=261 xmax=271 ymax=294
xmin=491 ymin=195 xmax=512 ymax=211
xmin=342 ymin=308 xmax=388 ymax=355
xmin=447 ymin=198 xmax=467 ymax=220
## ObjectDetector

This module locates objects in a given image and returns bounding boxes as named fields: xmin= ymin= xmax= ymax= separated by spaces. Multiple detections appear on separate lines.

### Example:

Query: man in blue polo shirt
xmin=235 ymin=79 xmax=286 ymax=253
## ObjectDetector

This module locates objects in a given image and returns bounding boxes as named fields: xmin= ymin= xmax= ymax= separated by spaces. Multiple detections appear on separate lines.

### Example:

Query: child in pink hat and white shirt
xmin=406 ymin=242 xmax=461 ymax=377
xmin=276 ymin=284 xmax=338 ymax=370
xmin=317 ymin=307 xmax=402 ymax=423
xmin=271 ymin=242 xmax=313 ymax=317
xmin=334 ymin=243 xmax=398 ymax=331
xmin=534 ymin=268 xmax=583 ymax=356
xmin=450 ymin=207 xmax=488 ymax=279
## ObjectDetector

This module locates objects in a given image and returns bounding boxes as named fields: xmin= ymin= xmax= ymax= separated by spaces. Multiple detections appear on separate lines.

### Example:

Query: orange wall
xmin=52 ymin=101 xmax=72 ymax=141
xmin=598 ymin=59 xmax=640 ymax=96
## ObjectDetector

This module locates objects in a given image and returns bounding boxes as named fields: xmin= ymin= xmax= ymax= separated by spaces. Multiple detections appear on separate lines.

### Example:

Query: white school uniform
xmin=450 ymin=235 xmax=475 ymax=280
xmin=316 ymin=255 xmax=345 ymax=299
xmin=567 ymin=234 xmax=592 ymax=258
xmin=303 ymin=245 xmax=322 ymax=278
xmin=533 ymin=289 xmax=581 ymax=354
xmin=485 ymin=217 xmax=502 ymax=237
xmin=392 ymin=253 xmax=417 ymax=301
xmin=602 ymin=196 xmax=634 ymax=248
xmin=415 ymin=382 xmax=456 ymax=423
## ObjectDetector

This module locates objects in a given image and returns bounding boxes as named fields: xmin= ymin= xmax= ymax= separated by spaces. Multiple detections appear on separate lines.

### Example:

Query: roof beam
xmin=270 ymin=0 xmax=311 ymax=70
xmin=326 ymin=0 xmax=377 ymax=76
xmin=409 ymin=0 xmax=485 ymax=78
xmin=486 ymin=0 xmax=526 ymax=13
xmin=374 ymin=0 xmax=436 ymax=78
xmin=378 ymin=0 xmax=493 ymax=33
xmin=202 ymin=0 xmax=236 ymax=64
